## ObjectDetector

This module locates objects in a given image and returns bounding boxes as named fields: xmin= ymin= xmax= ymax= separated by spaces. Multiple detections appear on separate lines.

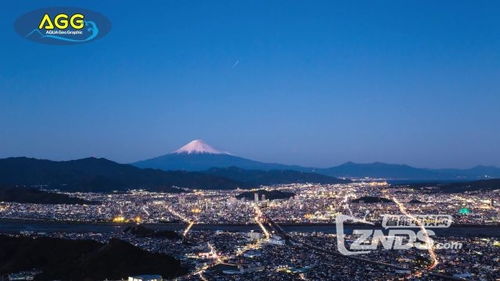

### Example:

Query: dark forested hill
xmin=236 ymin=189 xmax=295 ymax=201
xmin=0 ymin=157 xmax=244 ymax=192
xmin=0 ymin=157 xmax=351 ymax=192
xmin=0 ymin=235 xmax=187 ymax=280
xmin=351 ymin=196 xmax=394 ymax=203
xmin=0 ymin=186 xmax=95 ymax=204
xmin=204 ymin=167 xmax=350 ymax=186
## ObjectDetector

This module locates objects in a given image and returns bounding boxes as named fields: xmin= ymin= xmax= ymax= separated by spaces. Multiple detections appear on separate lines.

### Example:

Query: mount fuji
xmin=133 ymin=139 xmax=500 ymax=181
xmin=173 ymin=139 xmax=228 ymax=155
xmin=133 ymin=139 xmax=309 ymax=172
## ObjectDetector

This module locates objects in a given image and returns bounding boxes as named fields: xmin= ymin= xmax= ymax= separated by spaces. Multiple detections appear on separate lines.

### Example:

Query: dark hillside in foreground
xmin=0 ymin=235 xmax=187 ymax=281
xmin=0 ymin=186 xmax=95 ymax=204
xmin=0 ymin=157 xmax=244 ymax=192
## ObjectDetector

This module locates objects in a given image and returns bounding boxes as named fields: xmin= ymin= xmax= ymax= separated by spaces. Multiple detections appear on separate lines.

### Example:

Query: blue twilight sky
xmin=1 ymin=1 xmax=499 ymax=168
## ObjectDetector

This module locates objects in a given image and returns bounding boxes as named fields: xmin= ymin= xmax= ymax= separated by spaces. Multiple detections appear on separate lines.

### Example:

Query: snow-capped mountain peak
xmin=174 ymin=139 xmax=226 ymax=154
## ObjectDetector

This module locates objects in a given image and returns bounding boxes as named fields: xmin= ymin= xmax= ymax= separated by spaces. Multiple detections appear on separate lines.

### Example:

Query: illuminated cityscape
xmin=0 ymin=182 xmax=498 ymax=280
xmin=2 ymin=1 xmax=500 ymax=280
xmin=0 ymin=183 xmax=497 ymax=225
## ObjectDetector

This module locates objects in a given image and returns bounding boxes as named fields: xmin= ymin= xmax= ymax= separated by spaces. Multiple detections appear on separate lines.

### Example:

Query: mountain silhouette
xmin=0 ymin=235 xmax=187 ymax=280
xmin=134 ymin=140 xmax=500 ymax=180
xmin=0 ymin=157 xmax=243 ymax=191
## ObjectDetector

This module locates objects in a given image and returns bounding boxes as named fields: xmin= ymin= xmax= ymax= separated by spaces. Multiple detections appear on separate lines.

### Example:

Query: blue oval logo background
xmin=14 ymin=7 xmax=111 ymax=45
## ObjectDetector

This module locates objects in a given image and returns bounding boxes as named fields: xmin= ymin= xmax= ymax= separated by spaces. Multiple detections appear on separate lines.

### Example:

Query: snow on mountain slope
xmin=174 ymin=139 xmax=227 ymax=154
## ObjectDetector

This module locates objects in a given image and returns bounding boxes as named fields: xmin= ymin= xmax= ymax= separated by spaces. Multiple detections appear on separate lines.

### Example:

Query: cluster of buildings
xmin=0 ymin=183 xmax=498 ymax=226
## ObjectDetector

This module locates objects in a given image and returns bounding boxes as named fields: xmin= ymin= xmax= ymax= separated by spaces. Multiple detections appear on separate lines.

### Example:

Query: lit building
xmin=128 ymin=275 xmax=163 ymax=281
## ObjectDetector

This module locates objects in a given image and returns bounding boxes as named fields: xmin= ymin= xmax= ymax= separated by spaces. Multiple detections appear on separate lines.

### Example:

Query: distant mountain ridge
xmin=0 ymin=157 xmax=243 ymax=192
xmin=134 ymin=140 xmax=500 ymax=180
xmin=0 ymin=157 xmax=347 ymax=192
xmin=318 ymin=162 xmax=500 ymax=180
xmin=134 ymin=139 xmax=311 ymax=172
xmin=316 ymin=162 xmax=438 ymax=179
xmin=205 ymin=167 xmax=350 ymax=186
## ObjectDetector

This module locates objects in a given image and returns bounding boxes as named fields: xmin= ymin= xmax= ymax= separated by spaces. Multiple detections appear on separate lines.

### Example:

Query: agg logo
xmin=38 ymin=13 xmax=85 ymax=30
xmin=14 ymin=7 xmax=111 ymax=45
